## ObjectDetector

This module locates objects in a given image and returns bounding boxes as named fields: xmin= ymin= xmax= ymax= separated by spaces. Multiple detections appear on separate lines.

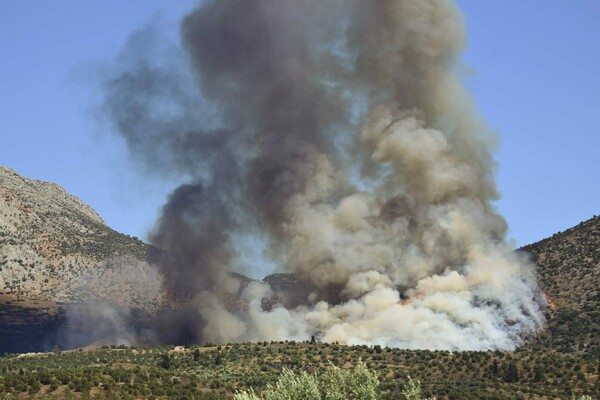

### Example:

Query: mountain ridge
xmin=0 ymin=165 xmax=164 ymax=309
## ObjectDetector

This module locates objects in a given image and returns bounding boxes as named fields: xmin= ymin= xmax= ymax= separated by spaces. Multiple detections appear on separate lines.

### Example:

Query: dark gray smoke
xmin=102 ymin=0 xmax=544 ymax=350
xmin=103 ymin=24 xmax=246 ymax=303
xmin=181 ymin=0 xmax=352 ymax=231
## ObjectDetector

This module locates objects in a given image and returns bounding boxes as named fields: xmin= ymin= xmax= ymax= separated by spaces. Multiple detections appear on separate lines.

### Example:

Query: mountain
xmin=0 ymin=165 xmax=164 ymax=309
xmin=0 ymin=166 xmax=168 ymax=352
xmin=521 ymin=215 xmax=600 ymax=357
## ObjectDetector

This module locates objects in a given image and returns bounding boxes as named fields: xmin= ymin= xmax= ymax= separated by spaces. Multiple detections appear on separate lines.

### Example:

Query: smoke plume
xmin=103 ymin=0 xmax=544 ymax=350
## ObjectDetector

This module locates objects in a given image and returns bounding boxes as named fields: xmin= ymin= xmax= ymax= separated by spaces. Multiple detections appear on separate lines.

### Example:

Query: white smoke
xmin=199 ymin=107 xmax=545 ymax=348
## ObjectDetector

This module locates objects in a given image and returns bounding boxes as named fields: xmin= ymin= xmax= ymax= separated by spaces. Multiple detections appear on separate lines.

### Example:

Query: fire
xmin=543 ymin=292 xmax=556 ymax=309
xmin=398 ymin=291 xmax=426 ymax=306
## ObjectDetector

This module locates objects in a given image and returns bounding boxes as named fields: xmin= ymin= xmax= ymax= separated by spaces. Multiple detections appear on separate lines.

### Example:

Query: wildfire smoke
xmin=102 ymin=0 xmax=545 ymax=350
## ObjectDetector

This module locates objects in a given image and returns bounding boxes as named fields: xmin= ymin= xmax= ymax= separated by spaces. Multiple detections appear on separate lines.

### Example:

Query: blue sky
xmin=1 ymin=1 xmax=598 ymax=248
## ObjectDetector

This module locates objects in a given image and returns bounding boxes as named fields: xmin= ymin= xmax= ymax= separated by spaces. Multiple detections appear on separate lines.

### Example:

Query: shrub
xmin=234 ymin=363 xmax=432 ymax=400
xmin=400 ymin=376 xmax=430 ymax=400
xmin=234 ymin=363 xmax=379 ymax=400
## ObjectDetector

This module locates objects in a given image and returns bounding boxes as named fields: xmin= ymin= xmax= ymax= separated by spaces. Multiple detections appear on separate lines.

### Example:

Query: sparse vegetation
xmin=0 ymin=342 xmax=597 ymax=399
xmin=522 ymin=215 xmax=600 ymax=358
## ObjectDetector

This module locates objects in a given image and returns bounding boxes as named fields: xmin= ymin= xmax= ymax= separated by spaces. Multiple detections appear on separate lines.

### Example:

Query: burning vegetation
xmin=543 ymin=292 xmax=556 ymax=310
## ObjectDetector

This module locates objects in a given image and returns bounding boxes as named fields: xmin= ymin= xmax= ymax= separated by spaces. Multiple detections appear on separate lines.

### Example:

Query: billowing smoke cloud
xmin=102 ymin=0 xmax=544 ymax=350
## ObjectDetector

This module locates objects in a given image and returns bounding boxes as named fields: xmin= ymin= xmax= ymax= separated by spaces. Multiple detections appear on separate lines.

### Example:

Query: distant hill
xmin=0 ymin=166 xmax=169 ymax=352
xmin=0 ymin=165 xmax=164 ymax=309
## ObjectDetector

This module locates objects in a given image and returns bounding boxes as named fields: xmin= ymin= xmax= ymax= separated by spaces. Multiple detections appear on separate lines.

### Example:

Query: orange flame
xmin=398 ymin=291 xmax=426 ymax=306
xmin=543 ymin=292 xmax=556 ymax=309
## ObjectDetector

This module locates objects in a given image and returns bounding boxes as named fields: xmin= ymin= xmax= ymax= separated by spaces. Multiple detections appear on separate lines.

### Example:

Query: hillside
xmin=522 ymin=215 xmax=600 ymax=357
xmin=0 ymin=166 xmax=307 ymax=353
xmin=0 ymin=165 xmax=164 ymax=309
xmin=0 ymin=166 xmax=170 ymax=352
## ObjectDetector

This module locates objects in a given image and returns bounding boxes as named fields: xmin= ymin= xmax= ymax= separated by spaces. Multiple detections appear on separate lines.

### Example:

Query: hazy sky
xmin=1 ymin=1 xmax=598 ymax=248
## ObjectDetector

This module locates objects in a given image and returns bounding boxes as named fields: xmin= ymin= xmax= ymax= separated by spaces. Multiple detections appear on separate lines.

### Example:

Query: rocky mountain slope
xmin=0 ymin=165 xmax=164 ymax=310
xmin=522 ymin=215 xmax=600 ymax=357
